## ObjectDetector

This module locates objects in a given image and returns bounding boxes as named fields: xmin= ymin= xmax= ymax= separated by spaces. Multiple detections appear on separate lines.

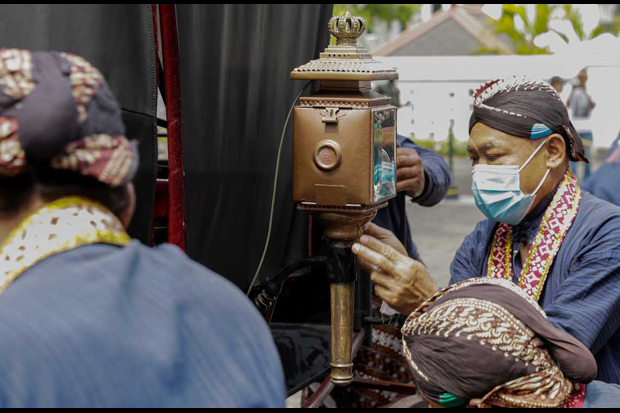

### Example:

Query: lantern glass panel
xmin=372 ymin=108 xmax=397 ymax=203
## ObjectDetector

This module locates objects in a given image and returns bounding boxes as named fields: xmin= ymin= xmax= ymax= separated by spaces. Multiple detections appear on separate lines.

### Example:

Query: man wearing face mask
xmin=351 ymin=76 xmax=620 ymax=386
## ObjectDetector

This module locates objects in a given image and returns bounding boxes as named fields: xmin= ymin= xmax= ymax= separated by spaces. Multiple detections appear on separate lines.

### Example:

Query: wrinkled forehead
xmin=468 ymin=122 xmax=530 ymax=153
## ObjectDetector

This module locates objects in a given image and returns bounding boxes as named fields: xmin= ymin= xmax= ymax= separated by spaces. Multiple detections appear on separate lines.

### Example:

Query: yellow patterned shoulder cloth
xmin=0 ymin=196 xmax=130 ymax=292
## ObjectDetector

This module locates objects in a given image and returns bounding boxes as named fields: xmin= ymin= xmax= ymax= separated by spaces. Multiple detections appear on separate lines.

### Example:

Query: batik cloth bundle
xmin=401 ymin=278 xmax=597 ymax=408
xmin=0 ymin=48 xmax=137 ymax=187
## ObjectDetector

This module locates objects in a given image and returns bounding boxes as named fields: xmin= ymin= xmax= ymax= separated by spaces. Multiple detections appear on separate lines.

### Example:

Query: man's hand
xmin=396 ymin=147 xmax=425 ymax=198
xmin=352 ymin=227 xmax=438 ymax=316
xmin=362 ymin=223 xmax=408 ymax=256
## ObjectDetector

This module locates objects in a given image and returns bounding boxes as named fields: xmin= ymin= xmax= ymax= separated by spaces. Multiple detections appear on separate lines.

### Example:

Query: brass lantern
xmin=290 ymin=11 xmax=399 ymax=386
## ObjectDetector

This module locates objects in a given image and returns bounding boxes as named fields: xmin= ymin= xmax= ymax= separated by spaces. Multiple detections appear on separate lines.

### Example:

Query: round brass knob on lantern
xmin=314 ymin=140 xmax=342 ymax=171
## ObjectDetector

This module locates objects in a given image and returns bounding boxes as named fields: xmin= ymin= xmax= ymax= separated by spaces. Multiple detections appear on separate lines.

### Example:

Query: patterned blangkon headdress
xmin=0 ymin=49 xmax=137 ymax=187
xmin=469 ymin=76 xmax=588 ymax=163
xmin=401 ymin=278 xmax=597 ymax=408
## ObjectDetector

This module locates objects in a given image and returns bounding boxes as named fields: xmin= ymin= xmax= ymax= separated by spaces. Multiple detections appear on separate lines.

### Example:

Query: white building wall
xmin=378 ymin=54 xmax=620 ymax=148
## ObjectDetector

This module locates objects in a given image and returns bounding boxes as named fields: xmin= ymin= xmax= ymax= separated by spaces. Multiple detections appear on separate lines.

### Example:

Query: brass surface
xmin=296 ymin=201 xmax=387 ymax=214
xmin=320 ymin=80 xmax=372 ymax=91
xmin=320 ymin=107 xmax=347 ymax=124
xmin=315 ymin=210 xmax=377 ymax=243
xmin=293 ymin=105 xmax=373 ymax=207
xmin=330 ymin=282 xmax=355 ymax=386
xmin=293 ymin=99 xmax=396 ymax=209
xmin=298 ymin=87 xmax=390 ymax=109
xmin=318 ymin=210 xmax=377 ymax=386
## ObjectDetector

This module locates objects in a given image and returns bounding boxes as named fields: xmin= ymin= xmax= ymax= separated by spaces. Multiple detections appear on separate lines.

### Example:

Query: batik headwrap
xmin=401 ymin=278 xmax=597 ymax=408
xmin=469 ymin=76 xmax=588 ymax=163
xmin=0 ymin=49 xmax=137 ymax=187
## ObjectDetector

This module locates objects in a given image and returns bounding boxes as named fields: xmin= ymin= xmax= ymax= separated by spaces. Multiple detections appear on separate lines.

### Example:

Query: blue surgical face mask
xmin=471 ymin=139 xmax=551 ymax=225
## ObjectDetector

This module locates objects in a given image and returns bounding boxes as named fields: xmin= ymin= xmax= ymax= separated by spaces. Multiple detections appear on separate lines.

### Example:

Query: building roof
xmin=374 ymin=5 xmax=515 ymax=57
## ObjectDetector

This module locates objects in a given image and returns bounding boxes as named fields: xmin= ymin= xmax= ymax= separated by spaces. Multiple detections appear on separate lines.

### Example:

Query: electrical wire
xmin=246 ymin=80 xmax=313 ymax=296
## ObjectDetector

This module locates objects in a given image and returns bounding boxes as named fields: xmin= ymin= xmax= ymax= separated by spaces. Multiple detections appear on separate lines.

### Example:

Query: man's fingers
xmin=374 ymin=284 xmax=394 ymax=304
xmin=361 ymin=223 xmax=409 ymax=256
xmin=359 ymin=235 xmax=402 ymax=263
xmin=352 ymin=242 xmax=397 ymax=274
xmin=397 ymin=179 xmax=419 ymax=193
xmin=396 ymin=154 xmax=420 ymax=168
xmin=396 ymin=147 xmax=421 ymax=168
xmin=396 ymin=155 xmax=415 ymax=168
xmin=358 ymin=257 xmax=377 ymax=274
xmin=370 ymin=270 xmax=394 ymax=288
xmin=396 ymin=166 xmax=420 ymax=181
xmin=363 ymin=222 xmax=394 ymax=239
xmin=396 ymin=147 xmax=419 ymax=158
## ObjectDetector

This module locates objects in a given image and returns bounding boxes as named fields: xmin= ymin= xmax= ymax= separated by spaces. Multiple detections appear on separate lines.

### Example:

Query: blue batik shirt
xmin=450 ymin=185 xmax=620 ymax=385
xmin=0 ymin=242 xmax=286 ymax=408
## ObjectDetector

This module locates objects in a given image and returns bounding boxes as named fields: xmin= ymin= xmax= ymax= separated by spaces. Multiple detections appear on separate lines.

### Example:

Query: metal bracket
xmin=320 ymin=107 xmax=346 ymax=124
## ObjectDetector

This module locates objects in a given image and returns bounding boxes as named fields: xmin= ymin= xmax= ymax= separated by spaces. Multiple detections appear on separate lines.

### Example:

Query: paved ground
xmin=407 ymin=197 xmax=484 ymax=288
xmin=400 ymin=156 xmax=480 ymax=287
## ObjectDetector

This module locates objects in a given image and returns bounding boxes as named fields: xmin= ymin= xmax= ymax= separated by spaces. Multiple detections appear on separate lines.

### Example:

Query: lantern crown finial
xmin=290 ymin=10 xmax=397 ymax=81
xmin=328 ymin=11 xmax=366 ymax=46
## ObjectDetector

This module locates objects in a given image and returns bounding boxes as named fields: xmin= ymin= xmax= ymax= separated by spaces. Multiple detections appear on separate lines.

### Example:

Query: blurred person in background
xmin=0 ymin=49 xmax=285 ymax=408
xmin=582 ymin=132 xmax=620 ymax=206
xmin=550 ymin=75 xmax=565 ymax=94
xmin=375 ymin=79 xmax=402 ymax=108
xmin=567 ymin=68 xmax=596 ymax=180
xmin=351 ymin=76 xmax=620 ymax=387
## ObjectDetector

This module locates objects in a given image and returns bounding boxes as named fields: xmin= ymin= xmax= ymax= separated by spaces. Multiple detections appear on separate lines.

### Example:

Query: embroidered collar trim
xmin=0 ymin=197 xmax=130 ymax=291
xmin=487 ymin=169 xmax=582 ymax=301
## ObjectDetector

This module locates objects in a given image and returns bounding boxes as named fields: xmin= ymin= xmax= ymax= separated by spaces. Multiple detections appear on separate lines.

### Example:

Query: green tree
xmin=482 ymin=4 xmax=620 ymax=55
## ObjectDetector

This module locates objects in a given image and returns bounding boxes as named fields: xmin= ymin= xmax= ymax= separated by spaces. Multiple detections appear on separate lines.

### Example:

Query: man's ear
xmin=546 ymin=134 xmax=567 ymax=169
xmin=118 ymin=183 xmax=136 ymax=229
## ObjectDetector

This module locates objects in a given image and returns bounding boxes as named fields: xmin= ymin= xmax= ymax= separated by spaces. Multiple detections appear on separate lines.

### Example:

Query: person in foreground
xmin=352 ymin=76 xmax=620 ymax=385
xmin=0 ymin=49 xmax=284 ymax=408
xmin=402 ymin=277 xmax=620 ymax=408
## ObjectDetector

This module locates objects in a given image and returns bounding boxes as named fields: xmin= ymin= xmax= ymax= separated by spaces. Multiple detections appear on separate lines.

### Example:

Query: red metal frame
xmin=158 ymin=4 xmax=187 ymax=251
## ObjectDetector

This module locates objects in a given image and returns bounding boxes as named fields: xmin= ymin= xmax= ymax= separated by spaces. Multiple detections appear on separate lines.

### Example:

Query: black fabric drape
xmin=177 ymin=4 xmax=333 ymax=289
xmin=0 ymin=4 xmax=158 ymax=244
